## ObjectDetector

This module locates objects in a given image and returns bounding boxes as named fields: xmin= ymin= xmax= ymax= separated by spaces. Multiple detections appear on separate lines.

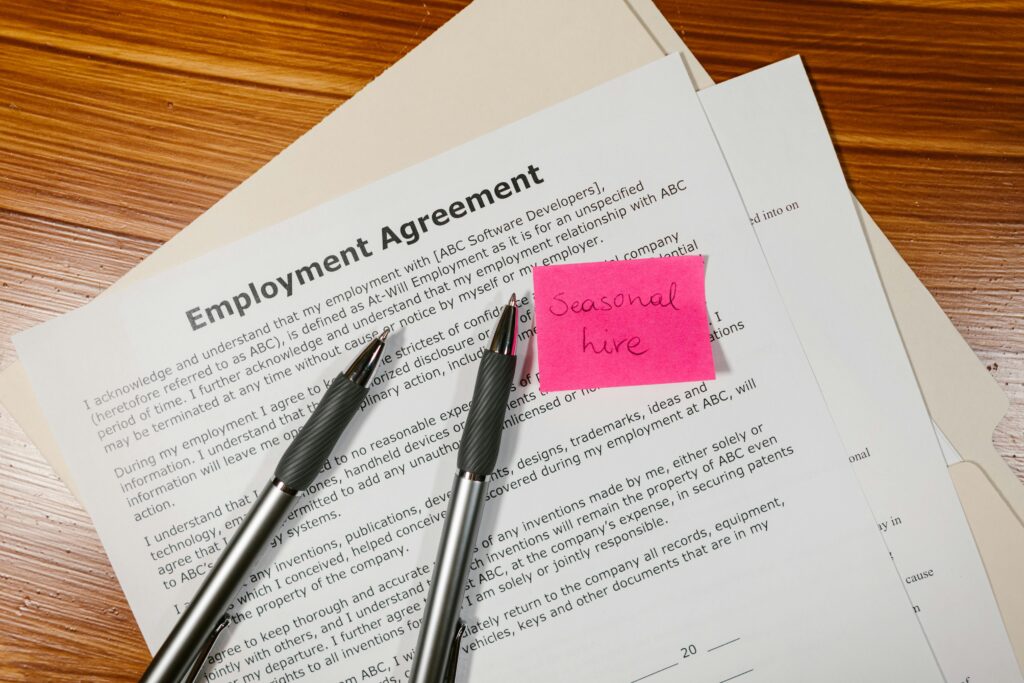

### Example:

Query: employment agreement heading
xmin=185 ymin=165 xmax=545 ymax=331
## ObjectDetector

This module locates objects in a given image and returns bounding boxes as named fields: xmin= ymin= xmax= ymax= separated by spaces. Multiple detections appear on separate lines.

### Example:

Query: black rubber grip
xmin=456 ymin=350 xmax=516 ymax=476
xmin=274 ymin=375 xmax=368 ymax=490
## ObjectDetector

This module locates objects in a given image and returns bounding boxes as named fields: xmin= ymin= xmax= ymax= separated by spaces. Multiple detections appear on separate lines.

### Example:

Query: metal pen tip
xmin=489 ymin=294 xmax=518 ymax=355
xmin=344 ymin=332 xmax=388 ymax=387
xmin=378 ymin=327 xmax=390 ymax=341
xmin=508 ymin=293 xmax=517 ymax=306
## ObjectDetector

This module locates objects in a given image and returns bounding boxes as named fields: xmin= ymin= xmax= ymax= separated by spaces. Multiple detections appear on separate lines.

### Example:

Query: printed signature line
xmin=630 ymin=662 xmax=679 ymax=683
xmin=707 ymin=637 xmax=741 ymax=652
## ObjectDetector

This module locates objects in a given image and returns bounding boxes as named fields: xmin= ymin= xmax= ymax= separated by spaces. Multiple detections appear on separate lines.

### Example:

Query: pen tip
xmin=378 ymin=327 xmax=390 ymax=341
xmin=489 ymin=298 xmax=518 ymax=355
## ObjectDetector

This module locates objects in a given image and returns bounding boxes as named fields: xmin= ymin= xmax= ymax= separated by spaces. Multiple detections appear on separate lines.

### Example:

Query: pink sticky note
xmin=532 ymin=256 xmax=714 ymax=392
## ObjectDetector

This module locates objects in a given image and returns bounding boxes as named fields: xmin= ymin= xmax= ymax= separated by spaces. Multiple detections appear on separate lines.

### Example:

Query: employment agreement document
xmin=700 ymin=57 xmax=1022 ymax=683
xmin=16 ymin=56 xmax=941 ymax=681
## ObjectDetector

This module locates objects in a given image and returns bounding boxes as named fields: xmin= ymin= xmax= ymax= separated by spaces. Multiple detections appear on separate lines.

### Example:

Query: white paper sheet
xmin=15 ymin=55 xmax=940 ymax=681
xmin=698 ymin=56 xmax=1021 ymax=683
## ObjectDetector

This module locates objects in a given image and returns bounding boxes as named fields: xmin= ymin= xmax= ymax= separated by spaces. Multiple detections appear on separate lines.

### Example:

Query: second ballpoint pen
xmin=409 ymin=295 xmax=519 ymax=683
xmin=139 ymin=329 xmax=388 ymax=683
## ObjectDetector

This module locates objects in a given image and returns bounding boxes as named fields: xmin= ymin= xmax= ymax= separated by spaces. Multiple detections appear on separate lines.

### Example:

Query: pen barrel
xmin=275 ymin=375 xmax=368 ymax=490
xmin=139 ymin=479 xmax=295 ymax=683
xmin=456 ymin=350 xmax=516 ymax=476
xmin=409 ymin=472 xmax=488 ymax=683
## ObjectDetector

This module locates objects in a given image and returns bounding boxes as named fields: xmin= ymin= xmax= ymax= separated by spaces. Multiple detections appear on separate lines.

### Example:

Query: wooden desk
xmin=1 ymin=1 xmax=1020 ymax=679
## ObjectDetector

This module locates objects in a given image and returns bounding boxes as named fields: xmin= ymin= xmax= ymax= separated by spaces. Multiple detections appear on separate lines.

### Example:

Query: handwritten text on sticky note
xmin=532 ymin=256 xmax=714 ymax=392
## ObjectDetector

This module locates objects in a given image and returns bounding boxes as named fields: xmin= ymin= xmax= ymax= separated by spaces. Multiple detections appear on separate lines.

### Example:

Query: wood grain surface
xmin=0 ymin=1 xmax=1021 ymax=680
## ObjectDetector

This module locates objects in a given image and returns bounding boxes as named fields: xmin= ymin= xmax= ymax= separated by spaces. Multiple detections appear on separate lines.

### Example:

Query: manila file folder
xmin=1 ymin=0 xmax=1021 ymax=662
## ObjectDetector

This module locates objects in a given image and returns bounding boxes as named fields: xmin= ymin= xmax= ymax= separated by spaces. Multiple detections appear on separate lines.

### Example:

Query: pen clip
xmin=442 ymin=619 xmax=467 ymax=683
xmin=184 ymin=612 xmax=231 ymax=683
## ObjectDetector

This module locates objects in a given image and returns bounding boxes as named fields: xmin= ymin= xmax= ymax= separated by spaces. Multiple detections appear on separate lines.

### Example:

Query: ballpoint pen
xmin=139 ymin=329 xmax=388 ymax=683
xmin=409 ymin=295 xmax=518 ymax=683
